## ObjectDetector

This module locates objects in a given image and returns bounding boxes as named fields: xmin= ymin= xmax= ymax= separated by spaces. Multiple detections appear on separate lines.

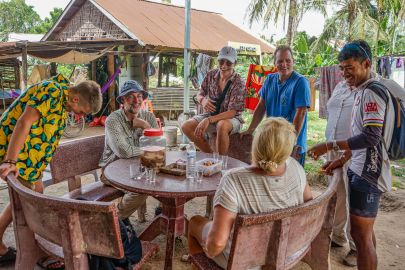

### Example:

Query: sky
xmin=26 ymin=0 xmax=328 ymax=41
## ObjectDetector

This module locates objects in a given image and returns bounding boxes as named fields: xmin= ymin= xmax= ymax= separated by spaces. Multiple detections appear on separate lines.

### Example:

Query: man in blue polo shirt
xmin=241 ymin=45 xmax=310 ymax=166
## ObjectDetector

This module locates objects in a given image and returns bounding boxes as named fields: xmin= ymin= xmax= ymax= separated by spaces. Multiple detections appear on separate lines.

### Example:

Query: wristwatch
xmin=332 ymin=140 xmax=340 ymax=151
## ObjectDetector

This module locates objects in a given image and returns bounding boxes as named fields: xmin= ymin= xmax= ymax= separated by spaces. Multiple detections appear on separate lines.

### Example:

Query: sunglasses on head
xmin=218 ymin=59 xmax=233 ymax=66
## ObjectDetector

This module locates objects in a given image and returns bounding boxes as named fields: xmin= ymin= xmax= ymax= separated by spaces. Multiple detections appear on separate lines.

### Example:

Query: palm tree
xmin=312 ymin=0 xmax=404 ymax=56
xmin=246 ymin=0 xmax=328 ymax=46
xmin=375 ymin=0 xmax=405 ymax=54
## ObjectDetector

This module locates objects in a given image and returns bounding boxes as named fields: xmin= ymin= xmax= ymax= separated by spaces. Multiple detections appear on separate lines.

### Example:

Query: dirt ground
xmin=0 ymin=126 xmax=404 ymax=269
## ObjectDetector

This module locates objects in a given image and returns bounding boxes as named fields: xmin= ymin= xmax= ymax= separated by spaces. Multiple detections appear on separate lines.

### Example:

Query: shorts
xmin=193 ymin=113 xmax=242 ymax=139
xmin=201 ymin=222 xmax=228 ymax=269
xmin=347 ymin=169 xmax=382 ymax=218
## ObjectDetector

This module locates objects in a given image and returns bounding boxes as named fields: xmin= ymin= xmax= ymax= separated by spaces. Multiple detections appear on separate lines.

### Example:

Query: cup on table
xmin=146 ymin=167 xmax=157 ymax=184
xmin=212 ymin=152 xmax=219 ymax=162
xmin=130 ymin=164 xmax=142 ymax=180
xmin=196 ymin=169 xmax=204 ymax=183
xmin=220 ymin=155 xmax=228 ymax=169
xmin=220 ymin=155 xmax=229 ymax=175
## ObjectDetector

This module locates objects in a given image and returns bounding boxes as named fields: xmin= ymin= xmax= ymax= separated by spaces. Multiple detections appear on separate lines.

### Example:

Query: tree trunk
xmin=347 ymin=1 xmax=355 ymax=41
xmin=286 ymin=0 xmax=297 ymax=46
xmin=158 ymin=56 xmax=163 ymax=87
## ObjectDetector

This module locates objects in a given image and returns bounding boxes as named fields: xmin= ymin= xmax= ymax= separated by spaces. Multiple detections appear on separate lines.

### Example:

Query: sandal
xmin=37 ymin=257 xmax=65 ymax=270
xmin=0 ymin=247 xmax=16 ymax=264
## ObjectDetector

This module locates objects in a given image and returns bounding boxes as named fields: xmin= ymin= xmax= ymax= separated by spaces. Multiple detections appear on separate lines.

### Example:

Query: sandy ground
xmin=0 ymin=126 xmax=404 ymax=269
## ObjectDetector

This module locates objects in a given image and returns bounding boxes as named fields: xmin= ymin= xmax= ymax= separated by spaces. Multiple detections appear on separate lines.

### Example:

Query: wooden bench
xmin=149 ymin=87 xmax=198 ymax=112
xmin=7 ymin=174 xmax=159 ymax=270
xmin=190 ymin=174 xmax=339 ymax=270
xmin=46 ymin=134 xmax=146 ymax=220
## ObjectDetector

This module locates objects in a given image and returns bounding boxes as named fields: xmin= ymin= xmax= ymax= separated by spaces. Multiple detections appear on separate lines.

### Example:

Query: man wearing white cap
xmin=182 ymin=46 xmax=245 ymax=155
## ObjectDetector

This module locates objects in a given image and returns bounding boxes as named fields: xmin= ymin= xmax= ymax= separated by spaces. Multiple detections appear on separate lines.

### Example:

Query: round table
xmin=104 ymin=150 xmax=247 ymax=270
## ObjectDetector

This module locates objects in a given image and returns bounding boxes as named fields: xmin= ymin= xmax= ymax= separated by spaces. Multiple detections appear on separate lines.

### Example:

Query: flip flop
xmin=0 ymin=247 xmax=16 ymax=264
xmin=37 ymin=257 xmax=65 ymax=270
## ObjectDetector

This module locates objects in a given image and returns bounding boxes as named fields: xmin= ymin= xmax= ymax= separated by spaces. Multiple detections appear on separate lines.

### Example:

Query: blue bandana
xmin=341 ymin=43 xmax=370 ymax=60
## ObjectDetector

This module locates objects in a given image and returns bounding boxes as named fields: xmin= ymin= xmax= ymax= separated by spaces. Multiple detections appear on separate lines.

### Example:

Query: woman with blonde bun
xmin=188 ymin=117 xmax=312 ymax=269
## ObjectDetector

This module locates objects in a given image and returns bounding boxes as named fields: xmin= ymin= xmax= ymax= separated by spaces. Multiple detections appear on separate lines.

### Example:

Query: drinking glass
xmin=212 ymin=152 xmax=220 ymax=162
xmin=130 ymin=164 xmax=140 ymax=179
xmin=146 ymin=168 xmax=157 ymax=184
xmin=196 ymin=169 xmax=204 ymax=183
xmin=220 ymin=155 xmax=228 ymax=169
xmin=220 ymin=155 xmax=229 ymax=175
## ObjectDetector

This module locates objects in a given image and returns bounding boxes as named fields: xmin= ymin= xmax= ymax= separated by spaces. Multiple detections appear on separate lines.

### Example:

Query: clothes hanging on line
xmin=318 ymin=65 xmax=344 ymax=119
xmin=245 ymin=64 xmax=277 ymax=110
xmin=196 ymin=53 xmax=211 ymax=86
xmin=377 ymin=56 xmax=404 ymax=87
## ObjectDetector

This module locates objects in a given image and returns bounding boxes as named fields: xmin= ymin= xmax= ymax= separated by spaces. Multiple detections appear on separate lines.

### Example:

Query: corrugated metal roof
xmin=91 ymin=0 xmax=274 ymax=53
xmin=8 ymin=33 xmax=43 ymax=42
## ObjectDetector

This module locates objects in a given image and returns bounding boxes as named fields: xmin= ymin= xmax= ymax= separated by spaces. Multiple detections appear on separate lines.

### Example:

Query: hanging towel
xmin=319 ymin=65 xmax=344 ymax=118
xmin=245 ymin=64 xmax=277 ymax=110
xmin=196 ymin=53 xmax=211 ymax=86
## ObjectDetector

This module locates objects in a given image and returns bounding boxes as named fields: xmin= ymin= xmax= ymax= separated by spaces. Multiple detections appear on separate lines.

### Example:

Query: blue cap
xmin=116 ymin=80 xmax=148 ymax=104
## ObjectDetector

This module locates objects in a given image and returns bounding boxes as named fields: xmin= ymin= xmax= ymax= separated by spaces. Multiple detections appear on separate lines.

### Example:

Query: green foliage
xmin=313 ymin=0 xmax=405 ymax=57
xmin=0 ymin=0 xmax=42 ymax=41
xmin=31 ymin=8 xmax=63 ymax=34
xmin=0 ymin=0 xmax=63 ymax=41
xmin=291 ymin=32 xmax=339 ymax=76
xmin=246 ymin=0 xmax=327 ymax=45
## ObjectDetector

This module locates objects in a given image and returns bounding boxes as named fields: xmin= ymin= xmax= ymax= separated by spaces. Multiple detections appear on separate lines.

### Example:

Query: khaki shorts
xmin=193 ymin=113 xmax=242 ymax=139
xmin=201 ymin=222 xmax=228 ymax=269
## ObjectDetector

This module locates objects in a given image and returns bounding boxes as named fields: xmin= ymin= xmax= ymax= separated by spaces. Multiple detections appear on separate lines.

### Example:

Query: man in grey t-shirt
xmin=308 ymin=40 xmax=394 ymax=270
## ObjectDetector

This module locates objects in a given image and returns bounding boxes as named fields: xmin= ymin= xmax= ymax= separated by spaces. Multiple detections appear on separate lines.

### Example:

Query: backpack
xmin=88 ymin=218 xmax=142 ymax=270
xmin=365 ymin=81 xmax=405 ymax=160
xmin=74 ymin=196 xmax=142 ymax=270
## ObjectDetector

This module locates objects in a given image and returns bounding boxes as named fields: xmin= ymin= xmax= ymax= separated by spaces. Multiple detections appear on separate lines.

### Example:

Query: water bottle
xmin=186 ymin=142 xmax=197 ymax=180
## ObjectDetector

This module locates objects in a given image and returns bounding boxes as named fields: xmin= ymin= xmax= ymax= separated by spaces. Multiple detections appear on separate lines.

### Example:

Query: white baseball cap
xmin=217 ymin=46 xmax=237 ymax=63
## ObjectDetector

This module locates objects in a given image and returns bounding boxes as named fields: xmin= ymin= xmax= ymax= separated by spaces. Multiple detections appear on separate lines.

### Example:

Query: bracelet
xmin=207 ymin=117 xmax=213 ymax=124
xmin=1 ymin=159 xmax=17 ymax=165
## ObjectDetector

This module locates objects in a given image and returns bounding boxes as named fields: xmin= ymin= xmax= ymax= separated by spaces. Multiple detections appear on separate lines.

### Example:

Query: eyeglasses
xmin=218 ymin=59 xmax=233 ymax=66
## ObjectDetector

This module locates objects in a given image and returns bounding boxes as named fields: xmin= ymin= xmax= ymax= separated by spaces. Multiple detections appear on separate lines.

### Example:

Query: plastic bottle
xmin=186 ymin=142 xmax=197 ymax=180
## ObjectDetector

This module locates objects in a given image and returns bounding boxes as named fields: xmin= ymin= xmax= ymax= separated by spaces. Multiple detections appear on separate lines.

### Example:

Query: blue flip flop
xmin=37 ymin=257 xmax=65 ymax=270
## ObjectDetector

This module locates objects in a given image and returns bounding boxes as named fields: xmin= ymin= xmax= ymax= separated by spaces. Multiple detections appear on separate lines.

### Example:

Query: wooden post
xmin=309 ymin=77 xmax=316 ymax=112
xmin=91 ymin=60 xmax=97 ymax=81
xmin=107 ymin=53 xmax=116 ymax=113
xmin=21 ymin=45 xmax=28 ymax=91
xmin=14 ymin=64 xmax=20 ymax=90
xmin=50 ymin=63 xmax=57 ymax=76
xmin=158 ymin=55 xmax=163 ymax=87
xmin=142 ymin=52 xmax=149 ymax=90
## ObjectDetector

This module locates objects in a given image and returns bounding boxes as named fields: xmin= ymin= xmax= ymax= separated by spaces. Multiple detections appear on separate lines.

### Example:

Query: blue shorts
xmin=347 ymin=169 xmax=382 ymax=218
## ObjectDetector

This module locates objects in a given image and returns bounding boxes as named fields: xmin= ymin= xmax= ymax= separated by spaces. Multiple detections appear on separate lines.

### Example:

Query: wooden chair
xmin=46 ymin=134 xmax=146 ymax=220
xmin=190 ymin=175 xmax=339 ymax=270
xmin=7 ymin=174 xmax=159 ymax=270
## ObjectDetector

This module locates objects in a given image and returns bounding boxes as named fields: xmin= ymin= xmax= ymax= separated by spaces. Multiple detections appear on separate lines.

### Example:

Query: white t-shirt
xmin=211 ymin=157 xmax=306 ymax=269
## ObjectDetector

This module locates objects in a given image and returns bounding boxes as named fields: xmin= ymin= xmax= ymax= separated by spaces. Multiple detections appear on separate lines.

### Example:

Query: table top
xmin=104 ymin=151 xmax=248 ymax=198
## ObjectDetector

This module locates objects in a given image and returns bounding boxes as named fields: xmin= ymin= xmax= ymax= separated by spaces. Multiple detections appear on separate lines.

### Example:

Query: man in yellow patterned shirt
xmin=0 ymin=74 xmax=102 ymax=266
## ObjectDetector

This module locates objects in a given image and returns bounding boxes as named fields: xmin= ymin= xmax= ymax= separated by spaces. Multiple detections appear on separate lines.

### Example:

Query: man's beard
xmin=124 ymin=104 xmax=140 ymax=115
